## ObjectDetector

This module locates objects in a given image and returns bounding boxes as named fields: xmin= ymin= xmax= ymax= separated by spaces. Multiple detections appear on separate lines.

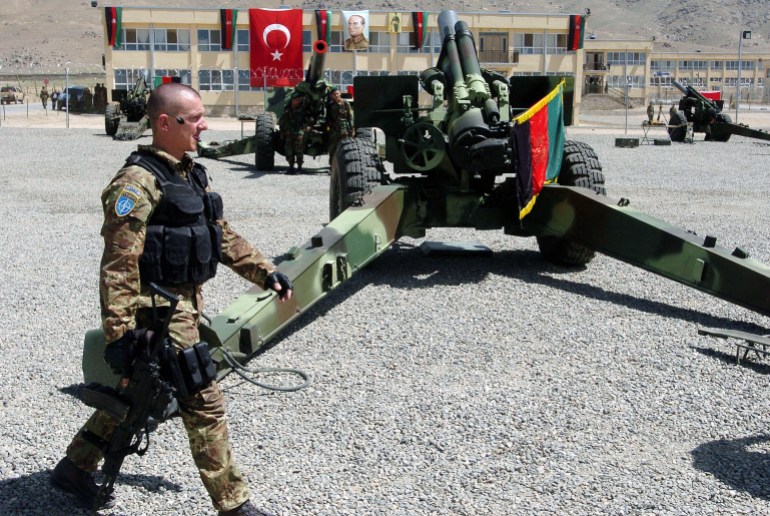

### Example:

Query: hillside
xmin=1 ymin=0 xmax=768 ymax=71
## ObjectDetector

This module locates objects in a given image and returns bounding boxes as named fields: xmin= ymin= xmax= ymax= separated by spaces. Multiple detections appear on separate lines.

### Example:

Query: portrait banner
xmin=249 ymin=8 xmax=304 ymax=87
xmin=388 ymin=12 xmax=402 ymax=33
xmin=342 ymin=10 xmax=369 ymax=51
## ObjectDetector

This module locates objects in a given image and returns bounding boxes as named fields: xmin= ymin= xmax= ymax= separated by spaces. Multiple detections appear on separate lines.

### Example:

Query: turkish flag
xmin=249 ymin=8 xmax=304 ymax=87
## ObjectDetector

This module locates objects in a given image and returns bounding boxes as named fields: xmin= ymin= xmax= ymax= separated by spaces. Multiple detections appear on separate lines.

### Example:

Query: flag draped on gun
xmin=567 ymin=15 xmax=586 ymax=51
xmin=315 ymin=10 xmax=333 ymax=43
xmin=249 ymin=8 xmax=303 ymax=87
xmin=105 ymin=6 xmax=123 ymax=48
xmin=512 ymin=81 xmax=566 ymax=219
xmin=412 ymin=12 xmax=428 ymax=50
xmin=220 ymin=9 xmax=238 ymax=50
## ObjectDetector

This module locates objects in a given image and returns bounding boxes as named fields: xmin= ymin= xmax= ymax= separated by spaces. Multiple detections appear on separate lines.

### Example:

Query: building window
xmin=710 ymin=60 xmax=723 ymax=71
xmin=199 ymin=29 xmax=222 ymax=52
xmin=678 ymin=60 xmax=707 ymax=71
xmin=237 ymin=69 xmax=265 ymax=91
xmin=120 ymin=28 xmax=150 ymax=51
xmin=237 ymin=29 xmax=250 ymax=52
xmin=545 ymin=33 xmax=567 ymax=54
xmin=328 ymin=31 xmax=346 ymax=53
xmin=607 ymin=52 xmax=645 ymax=66
xmin=513 ymin=33 xmax=544 ymax=55
xmin=153 ymin=29 xmax=190 ymax=51
xmin=608 ymin=75 xmax=645 ymax=88
xmin=396 ymin=31 xmax=440 ymax=54
xmin=303 ymin=30 xmax=313 ymax=52
xmin=650 ymin=75 xmax=672 ymax=87
xmin=114 ymin=68 xmax=150 ymax=89
xmin=368 ymin=32 xmax=390 ymax=53
xmin=199 ymin=69 xmax=234 ymax=91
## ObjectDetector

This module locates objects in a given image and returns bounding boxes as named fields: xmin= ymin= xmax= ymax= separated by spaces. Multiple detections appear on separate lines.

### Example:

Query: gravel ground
xmin=1 ymin=120 xmax=770 ymax=516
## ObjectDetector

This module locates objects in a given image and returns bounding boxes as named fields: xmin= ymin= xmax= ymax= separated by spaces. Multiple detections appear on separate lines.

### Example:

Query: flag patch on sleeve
xmin=115 ymin=184 xmax=142 ymax=217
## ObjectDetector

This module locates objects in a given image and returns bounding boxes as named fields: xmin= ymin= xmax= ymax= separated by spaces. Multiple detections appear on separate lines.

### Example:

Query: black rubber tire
xmin=104 ymin=103 xmax=120 ymax=136
xmin=254 ymin=113 xmax=276 ymax=171
xmin=712 ymin=112 xmax=732 ymax=142
xmin=536 ymin=140 xmax=606 ymax=266
xmin=667 ymin=112 xmax=688 ymax=142
xmin=329 ymin=137 xmax=381 ymax=221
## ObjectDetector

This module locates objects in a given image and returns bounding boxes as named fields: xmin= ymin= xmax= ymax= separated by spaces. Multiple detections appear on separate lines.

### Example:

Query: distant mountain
xmin=0 ymin=0 xmax=766 ymax=72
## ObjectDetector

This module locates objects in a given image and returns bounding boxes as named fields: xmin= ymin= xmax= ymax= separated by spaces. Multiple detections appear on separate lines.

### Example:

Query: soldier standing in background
xmin=326 ymin=87 xmax=354 ymax=165
xmin=40 ymin=85 xmax=49 ymax=110
xmin=278 ymin=92 xmax=312 ymax=174
xmin=647 ymin=101 xmax=654 ymax=123
xmin=51 ymin=83 xmax=291 ymax=516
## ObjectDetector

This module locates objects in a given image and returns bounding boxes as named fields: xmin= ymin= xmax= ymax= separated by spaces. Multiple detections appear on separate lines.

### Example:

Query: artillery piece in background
xmin=196 ymin=40 xmax=338 ymax=170
xmin=85 ymin=10 xmax=770 ymax=384
xmin=104 ymin=74 xmax=151 ymax=141
xmin=669 ymin=79 xmax=770 ymax=143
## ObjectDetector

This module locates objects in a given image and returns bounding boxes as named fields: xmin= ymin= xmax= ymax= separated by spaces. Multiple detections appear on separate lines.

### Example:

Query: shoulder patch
xmin=115 ymin=184 xmax=143 ymax=217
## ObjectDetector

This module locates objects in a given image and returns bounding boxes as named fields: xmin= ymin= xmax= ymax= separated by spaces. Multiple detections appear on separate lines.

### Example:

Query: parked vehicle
xmin=0 ymin=86 xmax=25 ymax=104
xmin=57 ymin=86 xmax=92 ymax=112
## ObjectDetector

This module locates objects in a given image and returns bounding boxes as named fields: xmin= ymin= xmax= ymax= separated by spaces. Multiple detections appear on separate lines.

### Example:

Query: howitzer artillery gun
xmin=669 ymin=79 xmax=770 ymax=142
xmin=196 ymin=40 xmax=337 ymax=170
xmin=86 ymin=10 xmax=770 ymax=387
xmin=105 ymin=74 xmax=151 ymax=141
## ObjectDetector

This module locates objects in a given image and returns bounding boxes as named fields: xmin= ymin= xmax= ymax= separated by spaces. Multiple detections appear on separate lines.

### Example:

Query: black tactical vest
xmin=126 ymin=151 xmax=224 ymax=286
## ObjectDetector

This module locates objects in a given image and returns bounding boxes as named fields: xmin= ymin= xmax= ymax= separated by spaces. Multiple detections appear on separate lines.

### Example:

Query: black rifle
xmin=89 ymin=283 xmax=179 ymax=511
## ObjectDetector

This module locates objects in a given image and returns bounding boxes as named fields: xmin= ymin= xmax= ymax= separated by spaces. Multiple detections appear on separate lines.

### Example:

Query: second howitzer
xmin=104 ymin=74 xmax=151 ymax=141
xmin=669 ymin=79 xmax=770 ymax=142
xmin=196 ymin=40 xmax=338 ymax=170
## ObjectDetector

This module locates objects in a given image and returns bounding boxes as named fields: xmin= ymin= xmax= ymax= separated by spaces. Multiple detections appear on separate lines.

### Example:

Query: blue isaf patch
xmin=115 ymin=184 xmax=142 ymax=217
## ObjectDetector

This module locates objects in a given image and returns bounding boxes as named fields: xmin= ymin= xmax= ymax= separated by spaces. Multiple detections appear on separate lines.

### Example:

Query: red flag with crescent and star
xmin=249 ymin=8 xmax=303 ymax=87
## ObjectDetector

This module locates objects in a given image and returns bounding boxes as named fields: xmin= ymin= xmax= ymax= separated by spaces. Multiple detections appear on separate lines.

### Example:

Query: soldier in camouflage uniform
xmin=51 ymin=83 xmax=290 ymax=516
xmin=278 ymin=92 xmax=311 ymax=174
xmin=326 ymin=87 xmax=354 ymax=166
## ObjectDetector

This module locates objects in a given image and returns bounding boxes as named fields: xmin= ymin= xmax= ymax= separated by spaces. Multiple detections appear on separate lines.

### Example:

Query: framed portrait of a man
xmin=343 ymin=10 xmax=369 ymax=51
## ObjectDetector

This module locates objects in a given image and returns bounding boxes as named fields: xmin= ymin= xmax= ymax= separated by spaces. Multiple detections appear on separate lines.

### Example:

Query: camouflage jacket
xmin=328 ymin=101 xmax=354 ymax=137
xmin=100 ymin=145 xmax=276 ymax=342
xmin=279 ymin=104 xmax=312 ymax=133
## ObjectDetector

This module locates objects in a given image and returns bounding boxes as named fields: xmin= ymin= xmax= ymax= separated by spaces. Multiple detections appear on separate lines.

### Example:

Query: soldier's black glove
xmin=103 ymin=329 xmax=154 ymax=375
xmin=265 ymin=271 xmax=293 ymax=301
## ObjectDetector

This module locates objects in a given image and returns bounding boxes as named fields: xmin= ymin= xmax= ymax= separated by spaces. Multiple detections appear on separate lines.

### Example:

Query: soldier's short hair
xmin=147 ymin=83 xmax=200 ymax=120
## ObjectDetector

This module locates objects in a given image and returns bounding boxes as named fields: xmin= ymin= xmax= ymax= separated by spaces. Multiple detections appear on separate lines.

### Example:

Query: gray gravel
xmin=1 ymin=123 xmax=770 ymax=516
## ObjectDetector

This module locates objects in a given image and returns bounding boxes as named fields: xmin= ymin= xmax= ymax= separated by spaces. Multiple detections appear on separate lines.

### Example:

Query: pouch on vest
xmin=163 ymin=341 xmax=218 ymax=398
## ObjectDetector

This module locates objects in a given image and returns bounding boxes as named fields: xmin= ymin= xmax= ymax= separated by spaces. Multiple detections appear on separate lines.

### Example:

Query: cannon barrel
xmin=437 ymin=11 xmax=490 ymax=107
xmin=673 ymin=79 xmax=716 ymax=108
xmin=305 ymin=39 xmax=328 ymax=84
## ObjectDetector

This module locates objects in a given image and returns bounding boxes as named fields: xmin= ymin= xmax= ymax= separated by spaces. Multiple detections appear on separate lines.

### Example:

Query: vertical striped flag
xmin=105 ymin=6 xmax=122 ymax=48
xmin=220 ymin=9 xmax=238 ymax=50
xmin=412 ymin=12 xmax=427 ymax=50
xmin=512 ymin=82 xmax=566 ymax=219
xmin=316 ymin=10 xmax=332 ymax=43
xmin=568 ymin=15 xmax=586 ymax=51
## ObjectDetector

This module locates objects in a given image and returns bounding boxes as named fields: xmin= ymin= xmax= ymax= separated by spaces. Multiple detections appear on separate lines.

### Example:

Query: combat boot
xmin=296 ymin=162 xmax=303 ymax=174
xmin=286 ymin=164 xmax=296 ymax=175
xmin=218 ymin=499 xmax=275 ymax=516
xmin=51 ymin=457 xmax=115 ymax=510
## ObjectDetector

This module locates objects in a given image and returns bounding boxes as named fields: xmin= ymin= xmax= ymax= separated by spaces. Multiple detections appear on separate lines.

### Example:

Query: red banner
xmin=249 ymin=8 xmax=304 ymax=87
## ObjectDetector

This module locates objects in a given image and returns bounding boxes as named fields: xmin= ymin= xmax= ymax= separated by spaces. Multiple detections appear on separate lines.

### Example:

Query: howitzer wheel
xmin=711 ymin=113 xmax=732 ymax=142
xmin=667 ymin=112 xmax=688 ymax=142
xmin=255 ymin=114 xmax=276 ymax=171
xmin=400 ymin=122 xmax=446 ymax=172
xmin=329 ymin=137 xmax=382 ymax=220
xmin=536 ymin=140 xmax=606 ymax=266
xmin=104 ymin=103 xmax=120 ymax=136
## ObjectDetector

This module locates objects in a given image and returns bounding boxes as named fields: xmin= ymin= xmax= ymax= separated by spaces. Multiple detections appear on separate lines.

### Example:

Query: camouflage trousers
xmin=66 ymin=306 xmax=250 ymax=512
xmin=284 ymin=130 xmax=306 ymax=166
